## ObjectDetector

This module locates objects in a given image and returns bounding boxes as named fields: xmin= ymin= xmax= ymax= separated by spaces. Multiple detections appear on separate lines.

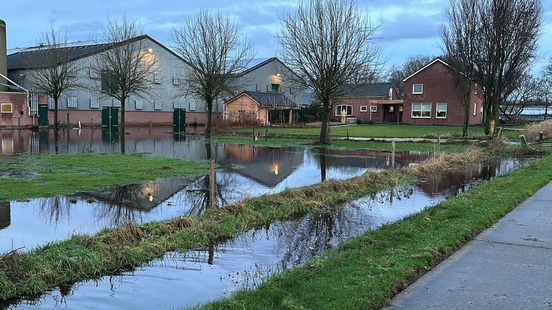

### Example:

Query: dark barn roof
xmin=340 ymin=83 xmax=393 ymax=99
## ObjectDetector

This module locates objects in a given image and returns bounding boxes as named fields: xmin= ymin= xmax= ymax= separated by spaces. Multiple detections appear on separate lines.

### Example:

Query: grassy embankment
xmin=0 ymin=154 xmax=206 ymax=201
xmin=202 ymin=155 xmax=552 ymax=309
xmin=214 ymin=136 xmax=478 ymax=153
xmin=0 ymin=151 xmax=486 ymax=301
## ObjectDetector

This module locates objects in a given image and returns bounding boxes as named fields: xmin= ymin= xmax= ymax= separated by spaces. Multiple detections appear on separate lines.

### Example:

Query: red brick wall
xmin=331 ymin=98 xmax=386 ymax=123
xmin=47 ymin=109 xmax=214 ymax=126
xmin=403 ymin=61 xmax=484 ymax=126
xmin=0 ymin=92 xmax=35 ymax=128
xmin=224 ymin=94 xmax=268 ymax=124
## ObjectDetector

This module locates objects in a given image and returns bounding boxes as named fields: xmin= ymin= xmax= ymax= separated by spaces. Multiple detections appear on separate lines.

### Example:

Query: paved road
xmin=388 ymin=182 xmax=552 ymax=310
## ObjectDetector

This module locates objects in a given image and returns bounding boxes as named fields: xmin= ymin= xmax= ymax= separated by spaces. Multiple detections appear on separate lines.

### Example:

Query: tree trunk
xmin=206 ymin=99 xmax=213 ymax=139
xmin=120 ymin=98 xmax=126 ymax=154
xmin=319 ymin=104 xmax=331 ymax=144
xmin=545 ymin=103 xmax=548 ymax=121
xmin=54 ymin=97 xmax=59 ymax=154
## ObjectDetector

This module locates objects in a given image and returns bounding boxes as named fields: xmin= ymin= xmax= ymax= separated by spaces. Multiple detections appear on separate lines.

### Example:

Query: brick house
xmin=402 ymin=58 xmax=484 ymax=126
xmin=224 ymin=91 xmax=299 ymax=125
xmin=332 ymin=83 xmax=403 ymax=124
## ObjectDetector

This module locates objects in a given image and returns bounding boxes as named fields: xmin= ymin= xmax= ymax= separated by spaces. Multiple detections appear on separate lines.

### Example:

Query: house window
xmin=335 ymin=105 xmax=353 ymax=116
xmin=473 ymin=102 xmax=477 ymax=116
xmin=412 ymin=102 xmax=431 ymax=118
xmin=436 ymin=102 xmax=447 ymax=118
xmin=67 ymin=97 xmax=78 ymax=109
xmin=413 ymin=84 xmax=424 ymax=95
xmin=271 ymin=84 xmax=281 ymax=93
xmin=360 ymin=106 xmax=368 ymax=112
xmin=389 ymin=106 xmax=394 ymax=113
xmin=135 ymin=100 xmax=143 ymax=110
xmin=154 ymin=100 xmax=162 ymax=110
xmin=89 ymin=98 xmax=100 ymax=109
xmin=0 ymin=103 xmax=13 ymax=114
xmin=370 ymin=105 xmax=378 ymax=113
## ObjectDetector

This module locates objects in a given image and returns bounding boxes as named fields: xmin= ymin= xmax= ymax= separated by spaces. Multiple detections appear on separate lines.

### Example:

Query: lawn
xmin=0 ymin=154 xmax=206 ymax=201
xmin=202 ymin=155 xmax=552 ymax=309
xmin=226 ymin=124 xmax=487 ymax=139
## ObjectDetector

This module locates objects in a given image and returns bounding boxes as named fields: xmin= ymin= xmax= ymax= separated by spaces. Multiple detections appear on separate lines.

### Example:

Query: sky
xmin=3 ymin=0 xmax=552 ymax=75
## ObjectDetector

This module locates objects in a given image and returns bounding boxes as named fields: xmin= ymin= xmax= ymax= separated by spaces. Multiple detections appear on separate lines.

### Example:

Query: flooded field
xmin=0 ymin=128 xmax=430 ymax=253
xmin=4 ymin=157 xmax=531 ymax=310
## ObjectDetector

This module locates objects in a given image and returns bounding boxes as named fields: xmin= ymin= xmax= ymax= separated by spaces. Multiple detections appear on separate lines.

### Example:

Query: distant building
xmin=7 ymin=35 xmax=206 ymax=127
xmin=333 ymin=83 xmax=403 ymax=124
xmin=224 ymin=91 xmax=300 ymax=125
xmin=402 ymin=58 xmax=484 ymax=126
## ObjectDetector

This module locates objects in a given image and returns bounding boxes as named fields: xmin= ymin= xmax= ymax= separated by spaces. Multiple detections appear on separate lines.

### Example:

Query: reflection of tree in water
xmin=186 ymin=172 xmax=235 ymax=217
xmin=38 ymin=197 xmax=73 ymax=226
xmin=91 ymin=186 xmax=147 ymax=226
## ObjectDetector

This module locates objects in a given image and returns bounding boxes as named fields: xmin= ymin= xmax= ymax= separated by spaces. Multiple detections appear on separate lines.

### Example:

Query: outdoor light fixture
xmin=147 ymin=48 xmax=154 ymax=53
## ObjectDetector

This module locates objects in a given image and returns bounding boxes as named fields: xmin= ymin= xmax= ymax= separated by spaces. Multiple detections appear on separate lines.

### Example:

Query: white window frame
xmin=411 ymin=102 xmax=432 ymax=119
xmin=370 ymin=105 xmax=378 ymax=113
xmin=135 ymin=100 xmax=143 ymax=110
xmin=413 ymin=84 xmax=424 ymax=95
xmin=436 ymin=102 xmax=447 ymax=119
xmin=189 ymin=101 xmax=197 ymax=111
xmin=153 ymin=74 xmax=161 ymax=84
xmin=335 ymin=105 xmax=353 ymax=117
xmin=67 ymin=96 xmax=78 ymax=109
xmin=172 ymin=77 xmax=181 ymax=86
xmin=89 ymin=98 xmax=100 ymax=109
xmin=360 ymin=106 xmax=368 ymax=112
xmin=154 ymin=100 xmax=162 ymax=110
xmin=0 ymin=103 xmax=13 ymax=114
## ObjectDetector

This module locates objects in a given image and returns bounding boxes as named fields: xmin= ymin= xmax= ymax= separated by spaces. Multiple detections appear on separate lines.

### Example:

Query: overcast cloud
xmin=3 ymin=0 xmax=552 ymax=74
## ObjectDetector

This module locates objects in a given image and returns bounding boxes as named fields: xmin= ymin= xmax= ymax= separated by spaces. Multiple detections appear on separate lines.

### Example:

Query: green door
xmin=102 ymin=107 xmax=119 ymax=128
xmin=173 ymin=108 xmax=186 ymax=133
xmin=38 ymin=105 xmax=49 ymax=126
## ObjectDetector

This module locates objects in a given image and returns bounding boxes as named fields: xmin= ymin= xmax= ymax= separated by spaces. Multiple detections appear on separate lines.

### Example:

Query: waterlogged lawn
xmin=203 ymin=155 xmax=552 ymax=309
xmin=227 ymin=124 xmax=488 ymax=138
xmin=215 ymin=136 xmax=478 ymax=153
xmin=0 ymin=154 xmax=206 ymax=201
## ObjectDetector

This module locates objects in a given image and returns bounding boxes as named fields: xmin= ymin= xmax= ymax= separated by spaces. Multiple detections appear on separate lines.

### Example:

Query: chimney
xmin=0 ymin=19 xmax=7 ymax=91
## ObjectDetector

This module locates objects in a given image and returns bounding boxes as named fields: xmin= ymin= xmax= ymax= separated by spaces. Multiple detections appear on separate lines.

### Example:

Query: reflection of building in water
xmin=0 ymin=201 xmax=10 ymax=230
xmin=81 ymin=177 xmax=193 ymax=211
xmin=319 ymin=148 xmax=430 ymax=170
xmin=224 ymin=145 xmax=304 ymax=187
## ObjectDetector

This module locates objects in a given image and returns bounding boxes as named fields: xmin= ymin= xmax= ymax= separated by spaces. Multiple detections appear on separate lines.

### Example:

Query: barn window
xmin=412 ymin=102 xmax=431 ymax=118
xmin=135 ymin=100 xmax=143 ymax=110
xmin=335 ymin=105 xmax=353 ymax=116
xmin=67 ymin=97 xmax=78 ymax=109
xmin=89 ymin=98 xmax=100 ymax=109
xmin=370 ymin=106 xmax=378 ymax=113
xmin=154 ymin=100 xmax=162 ymax=110
xmin=436 ymin=102 xmax=447 ymax=118
xmin=153 ymin=74 xmax=162 ymax=84
xmin=172 ymin=77 xmax=181 ymax=86
xmin=360 ymin=106 xmax=368 ymax=112
xmin=413 ymin=84 xmax=424 ymax=95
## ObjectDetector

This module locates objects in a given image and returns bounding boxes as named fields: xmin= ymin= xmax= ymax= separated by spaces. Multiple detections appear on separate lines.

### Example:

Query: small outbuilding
xmin=223 ymin=91 xmax=299 ymax=125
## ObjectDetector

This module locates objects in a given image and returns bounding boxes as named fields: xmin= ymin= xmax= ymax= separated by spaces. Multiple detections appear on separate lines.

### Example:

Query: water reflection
xmin=0 ymin=202 xmax=10 ymax=230
xmin=10 ymin=157 xmax=524 ymax=310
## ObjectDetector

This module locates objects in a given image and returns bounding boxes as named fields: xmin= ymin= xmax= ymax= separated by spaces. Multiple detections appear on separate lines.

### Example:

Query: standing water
xmin=3 ymin=157 xmax=532 ymax=310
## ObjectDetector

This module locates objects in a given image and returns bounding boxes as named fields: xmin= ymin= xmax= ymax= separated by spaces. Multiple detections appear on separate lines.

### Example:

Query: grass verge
xmin=0 ymin=151 xmax=486 ymax=302
xmin=202 ymin=155 xmax=552 ymax=309
xmin=0 ymin=154 xmax=206 ymax=201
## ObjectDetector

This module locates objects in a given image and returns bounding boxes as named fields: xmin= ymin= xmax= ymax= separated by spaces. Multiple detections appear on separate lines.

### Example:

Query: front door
xmin=173 ymin=108 xmax=186 ymax=133
xmin=38 ymin=105 xmax=49 ymax=126
xmin=102 ymin=107 xmax=119 ymax=128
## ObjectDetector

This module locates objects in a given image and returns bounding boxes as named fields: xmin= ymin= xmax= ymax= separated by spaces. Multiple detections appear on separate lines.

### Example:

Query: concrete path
xmin=388 ymin=181 xmax=552 ymax=310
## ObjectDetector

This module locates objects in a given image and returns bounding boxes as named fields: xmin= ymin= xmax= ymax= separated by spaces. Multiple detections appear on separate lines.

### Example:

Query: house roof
xmin=339 ymin=83 xmax=394 ymax=98
xmin=226 ymin=91 xmax=300 ymax=109
xmin=402 ymin=58 xmax=451 ymax=82
xmin=7 ymin=35 xmax=185 ymax=71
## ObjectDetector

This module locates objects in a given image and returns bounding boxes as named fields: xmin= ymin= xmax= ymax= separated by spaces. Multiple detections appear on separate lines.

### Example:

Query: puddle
xmin=0 ymin=139 xmax=429 ymax=253
xmin=4 ymin=157 xmax=531 ymax=310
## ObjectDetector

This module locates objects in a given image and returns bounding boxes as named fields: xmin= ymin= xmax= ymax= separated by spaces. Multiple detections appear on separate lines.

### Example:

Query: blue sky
xmin=3 ymin=0 xmax=552 ymax=74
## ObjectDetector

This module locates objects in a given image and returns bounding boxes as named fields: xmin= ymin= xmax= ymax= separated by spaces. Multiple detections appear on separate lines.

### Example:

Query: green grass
xmin=202 ymin=155 xmax=552 ymax=310
xmin=215 ymin=136 xmax=478 ymax=153
xmin=224 ymin=124 xmax=487 ymax=139
xmin=0 ymin=154 xmax=206 ymax=201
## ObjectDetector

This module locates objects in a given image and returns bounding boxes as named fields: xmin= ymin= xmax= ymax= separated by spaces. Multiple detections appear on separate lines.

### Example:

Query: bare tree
xmin=389 ymin=55 xmax=433 ymax=97
xmin=29 ymin=28 xmax=80 ymax=138
xmin=280 ymin=0 xmax=380 ymax=144
xmin=541 ymin=59 xmax=552 ymax=120
xmin=442 ymin=0 xmax=479 ymax=138
xmin=173 ymin=10 xmax=253 ymax=139
xmin=94 ymin=18 xmax=158 ymax=153
xmin=502 ymin=75 xmax=538 ymax=123
xmin=474 ymin=0 xmax=542 ymax=135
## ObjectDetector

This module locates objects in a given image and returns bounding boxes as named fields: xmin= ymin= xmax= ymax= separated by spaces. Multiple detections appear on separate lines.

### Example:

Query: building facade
xmin=402 ymin=58 xmax=484 ymax=126
xmin=224 ymin=91 xmax=299 ymax=125
xmin=332 ymin=83 xmax=403 ymax=124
